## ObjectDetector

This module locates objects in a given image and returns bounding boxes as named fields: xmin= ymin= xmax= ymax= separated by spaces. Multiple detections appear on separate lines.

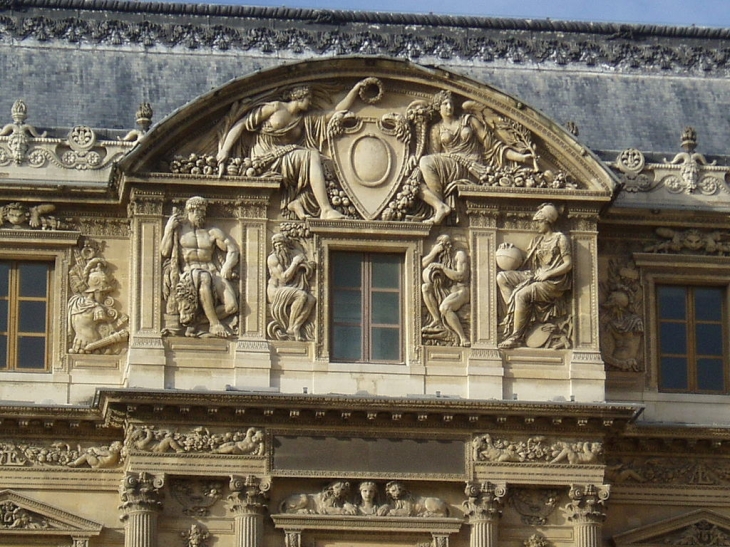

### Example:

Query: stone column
xmin=227 ymin=475 xmax=271 ymax=547
xmin=561 ymin=484 xmax=610 ymax=547
xmin=119 ymin=472 xmax=164 ymax=547
xmin=463 ymin=482 xmax=506 ymax=547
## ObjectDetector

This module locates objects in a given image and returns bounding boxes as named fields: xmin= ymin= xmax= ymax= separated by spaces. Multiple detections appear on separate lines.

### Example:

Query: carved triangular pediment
xmin=119 ymin=57 xmax=617 ymax=222
xmin=0 ymin=490 xmax=102 ymax=537
xmin=615 ymin=510 xmax=730 ymax=547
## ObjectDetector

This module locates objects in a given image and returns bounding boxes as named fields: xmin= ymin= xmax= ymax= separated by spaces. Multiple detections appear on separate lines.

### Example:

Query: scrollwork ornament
xmin=616 ymin=148 xmax=645 ymax=176
xmin=663 ymin=175 xmax=684 ymax=193
xmin=698 ymin=175 xmax=719 ymax=195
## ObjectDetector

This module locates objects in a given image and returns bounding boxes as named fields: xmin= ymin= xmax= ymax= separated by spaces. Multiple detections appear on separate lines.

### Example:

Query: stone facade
xmin=0 ymin=2 xmax=729 ymax=547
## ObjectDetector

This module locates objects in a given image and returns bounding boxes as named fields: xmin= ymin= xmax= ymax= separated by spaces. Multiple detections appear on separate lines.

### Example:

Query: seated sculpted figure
xmin=216 ymin=81 xmax=370 ymax=220
xmin=421 ymin=235 xmax=470 ymax=346
xmin=267 ymin=233 xmax=316 ymax=341
xmin=497 ymin=203 xmax=572 ymax=349
xmin=161 ymin=196 xmax=240 ymax=338
xmin=418 ymin=90 xmax=535 ymax=225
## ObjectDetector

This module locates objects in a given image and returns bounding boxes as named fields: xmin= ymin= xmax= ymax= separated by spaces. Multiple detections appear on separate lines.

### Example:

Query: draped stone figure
xmin=497 ymin=203 xmax=572 ymax=349
xmin=267 ymin=233 xmax=316 ymax=341
xmin=216 ymin=81 xmax=373 ymax=220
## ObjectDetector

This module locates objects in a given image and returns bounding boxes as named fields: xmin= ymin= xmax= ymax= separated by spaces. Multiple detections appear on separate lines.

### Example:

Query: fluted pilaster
xmin=463 ymin=482 xmax=506 ymax=547
xmin=119 ymin=472 xmax=164 ymax=547
xmin=228 ymin=475 xmax=271 ymax=547
xmin=561 ymin=484 xmax=610 ymax=547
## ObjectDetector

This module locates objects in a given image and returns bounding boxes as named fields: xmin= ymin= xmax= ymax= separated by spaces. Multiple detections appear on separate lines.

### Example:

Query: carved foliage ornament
xmin=463 ymin=481 xmax=505 ymax=521
xmin=561 ymin=484 xmax=610 ymax=524
xmin=68 ymin=238 xmax=129 ymax=354
xmin=182 ymin=524 xmax=209 ymax=547
xmin=119 ymin=472 xmax=164 ymax=516
xmin=174 ymin=82 xmax=577 ymax=226
xmin=5 ymin=14 xmax=730 ymax=74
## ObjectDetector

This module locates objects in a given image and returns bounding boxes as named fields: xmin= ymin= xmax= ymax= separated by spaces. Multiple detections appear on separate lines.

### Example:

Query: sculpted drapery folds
xmin=416 ymin=90 xmax=537 ymax=225
xmin=216 ymin=81 xmax=372 ymax=220
xmin=161 ymin=196 xmax=240 ymax=338
xmin=497 ymin=203 xmax=573 ymax=349
xmin=267 ymin=233 xmax=316 ymax=341
xmin=422 ymin=234 xmax=471 ymax=347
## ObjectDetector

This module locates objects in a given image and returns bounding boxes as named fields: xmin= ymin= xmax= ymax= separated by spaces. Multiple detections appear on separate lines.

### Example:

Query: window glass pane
xmin=695 ymin=323 xmax=723 ymax=356
xmin=17 ymin=336 xmax=46 ymax=369
xmin=658 ymin=286 xmax=686 ymax=320
xmin=659 ymin=322 xmax=687 ymax=355
xmin=0 ymin=262 xmax=8 ymax=297
xmin=19 ymin=301 xmax=47 ymax=333
xmin=371 ymin=327 xmax=400 ymax=361
xmin=0 ymin=299 xmax=7 ymax=332
xmin=694 ymin=288 xmax=723 ymax=321
xmin=697 ymin=358 xmax=725 ymax=391
xmin=371 ymin=291 xmax=400 ymax=325
xmin=0 ymin=336 xmax=6 ymax=369
xmin=332 ymin=253 xmax=362 ymax=287
xmin=660 ymin=356 xmax=688 ymax=390
xmin=18 ymin=263 xmax=48 ymax=297
xmin=332 ymin=289 xmax=362 ymax=324
xmin=332 ymin=325 xmax=362 ymax=361
xmin=371 ymin=255 xmax=401 ymax=289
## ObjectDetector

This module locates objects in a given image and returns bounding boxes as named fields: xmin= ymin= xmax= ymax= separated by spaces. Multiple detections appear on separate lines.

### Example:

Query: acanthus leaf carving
xmin=227 ymin=475 xmax=270 ymax=516
xmin=463 ymin=481 xmax=505 ymax=522
xmin=561 ymin=484 xmax=610 ymax=524
xmin=119 ymin=472 xmax=164 ymax=517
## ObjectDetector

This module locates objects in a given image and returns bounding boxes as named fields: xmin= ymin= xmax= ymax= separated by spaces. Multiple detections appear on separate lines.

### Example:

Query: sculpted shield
xmin=329 ymin=112 xmax=410 ymax=220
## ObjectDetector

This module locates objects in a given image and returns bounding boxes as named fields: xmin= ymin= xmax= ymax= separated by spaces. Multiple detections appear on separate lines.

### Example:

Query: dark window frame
xmin=656 ymin=284 xmax=728 ymax=394
xmin=330 ymin=251 xmax=404 ymax=364
xmin=0 ymin=260 xmax=52 ymax=372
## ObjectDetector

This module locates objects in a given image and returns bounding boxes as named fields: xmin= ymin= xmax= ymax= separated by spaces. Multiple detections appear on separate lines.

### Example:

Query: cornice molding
xmin=2 ymin=2 xmax=730 ymax=74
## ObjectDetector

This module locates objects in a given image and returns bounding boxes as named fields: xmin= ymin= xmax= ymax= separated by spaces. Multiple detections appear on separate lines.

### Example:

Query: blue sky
xmin=212 ymin=0 xmax=730 ymax=27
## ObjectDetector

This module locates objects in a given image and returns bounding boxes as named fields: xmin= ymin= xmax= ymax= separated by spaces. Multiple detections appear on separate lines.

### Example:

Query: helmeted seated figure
xmin=497 ymin=203 xmax=572 ymax=349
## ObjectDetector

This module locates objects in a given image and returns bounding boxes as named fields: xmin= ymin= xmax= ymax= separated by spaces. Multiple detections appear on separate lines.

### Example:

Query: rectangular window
xmin=0 ymin=261 xmax=51 ymax=371
xmin=330 ymin=252 xmax=402 ymax=363
xmin=657 ymin=285 xmax=726 ymax=393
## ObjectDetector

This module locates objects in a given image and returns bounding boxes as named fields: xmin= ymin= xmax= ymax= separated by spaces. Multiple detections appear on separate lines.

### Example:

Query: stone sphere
xmin=496 ymin=246 xmax=524 ymax=271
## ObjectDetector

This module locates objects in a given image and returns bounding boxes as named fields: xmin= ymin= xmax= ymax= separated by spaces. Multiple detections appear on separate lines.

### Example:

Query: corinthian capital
xmin=463 ymin=481 xmax=506 ymax=522
xmin=119 ymin=472 xmax=164 ymax=517
xmin=561 ymin=484 xmax=610 ymax=524
xmin=227 ymin=475 xmax=271 ymax=516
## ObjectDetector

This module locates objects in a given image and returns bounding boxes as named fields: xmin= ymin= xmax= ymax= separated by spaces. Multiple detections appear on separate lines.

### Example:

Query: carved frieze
xmin=644 ymin=228 xmax=730 ymax=255
xmin=126 ymin=425 xmax=265 ymax=455
xmin=68 ymin=238 xmax=129 ymax=354
xmin=664 ymin=521 xmax=730 ymax=546
xmin=0 ymin=202 xmax=66 ymax=230
xmin=472 ymin=434 xmax=602 ymax=465
xmin=279 ymin=480 xmax=449 ymax=517
xmin=605 ymin=458 xmax=730 ymax=486
xmin=0 ymin=439 xmax=124 ymax=469
xmin=0 ymin=500 xmax=50 ymax=529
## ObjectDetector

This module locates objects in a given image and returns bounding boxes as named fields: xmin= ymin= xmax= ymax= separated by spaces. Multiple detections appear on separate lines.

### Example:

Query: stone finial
xmin=681 ymin=126 xmax=697 ymax=152
xmin=11 ymin=100 xmax=27 ymax=123
xmin=136 ymin=102 xmax=153 ymax=132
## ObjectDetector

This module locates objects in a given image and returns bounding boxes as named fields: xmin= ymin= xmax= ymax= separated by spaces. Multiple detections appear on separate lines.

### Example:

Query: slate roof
xmin=1 ymin=0 xmax=729 ymax=157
